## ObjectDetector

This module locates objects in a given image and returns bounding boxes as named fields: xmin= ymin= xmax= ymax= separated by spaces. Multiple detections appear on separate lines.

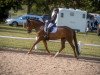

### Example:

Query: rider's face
xmin=54 ymin=10 xmax=58 ymax=14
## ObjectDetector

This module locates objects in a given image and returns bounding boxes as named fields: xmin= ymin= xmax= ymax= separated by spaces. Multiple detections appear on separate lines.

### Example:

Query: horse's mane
xmin=29 ymin=18 xmax=44 ymax=25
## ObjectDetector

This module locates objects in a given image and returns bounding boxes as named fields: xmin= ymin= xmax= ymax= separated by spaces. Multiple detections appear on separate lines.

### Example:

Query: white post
xmin=35 ymin=37 xmax=38 ymax=49
xmin=78 ymin=41 xmax=84 ymax=53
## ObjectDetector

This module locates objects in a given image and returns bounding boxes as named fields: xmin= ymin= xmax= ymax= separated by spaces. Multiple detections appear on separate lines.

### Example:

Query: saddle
xmin=44 ymin=22 xmax=57 ymax=33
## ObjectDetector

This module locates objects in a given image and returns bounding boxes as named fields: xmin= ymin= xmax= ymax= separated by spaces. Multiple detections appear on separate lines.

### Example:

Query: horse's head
xmin=25 ymin=18 xmax=44 ymax=33
xmin=25 ymin=19 xmax=36 ymax=33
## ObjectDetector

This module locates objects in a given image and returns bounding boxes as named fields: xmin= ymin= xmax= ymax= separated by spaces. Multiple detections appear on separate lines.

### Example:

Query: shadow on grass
xmin=0 ymin=26 xmax=26 ymax=31
xmin=0 ymin=48 xmax=100 ymax=63
xmin=0 ymin=26 xmax=35 ymax=32
xmin=0 ymin=28 xmax=36 ymax=35
xmin=0 ymin=29 xmax=27 ymax=34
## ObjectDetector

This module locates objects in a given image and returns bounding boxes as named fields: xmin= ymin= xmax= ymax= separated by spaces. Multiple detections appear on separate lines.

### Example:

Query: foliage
xmin=0 ymin=0 xmax=100 ymax=22
xmin=22 ymin=0 xmax=100 ymax=14
xmin=0 ymin=0 xmax=22 ymax=22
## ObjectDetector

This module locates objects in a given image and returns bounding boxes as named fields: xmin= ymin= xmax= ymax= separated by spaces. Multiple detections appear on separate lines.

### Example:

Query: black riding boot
xmin=44 ymin=28 xmax=50 ymax=40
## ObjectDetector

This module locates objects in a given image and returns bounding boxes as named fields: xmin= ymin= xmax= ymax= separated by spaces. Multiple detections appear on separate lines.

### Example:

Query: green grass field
xmin=0 ymin=24 xmax=100 ymax=57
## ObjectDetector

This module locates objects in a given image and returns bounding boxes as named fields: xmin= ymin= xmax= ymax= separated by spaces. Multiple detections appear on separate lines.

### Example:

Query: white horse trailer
xmin=54 ymin=8 xmax=88 ymax=32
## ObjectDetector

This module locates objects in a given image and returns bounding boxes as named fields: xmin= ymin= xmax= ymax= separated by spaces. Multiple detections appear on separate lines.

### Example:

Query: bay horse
xmin=25 ymin=19 xmax=80 ymax=59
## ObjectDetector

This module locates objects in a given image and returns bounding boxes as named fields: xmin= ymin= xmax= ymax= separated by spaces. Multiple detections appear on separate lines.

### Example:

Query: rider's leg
xmin=44 ymin=23 xmax=53 ymax=40
xmin=48 ymin=23 xmax=53 ymax=28
xmin=47 ymin=27 xmax=50 ymax=36
xmin=47 ymin=23 xmax=53 ymax=39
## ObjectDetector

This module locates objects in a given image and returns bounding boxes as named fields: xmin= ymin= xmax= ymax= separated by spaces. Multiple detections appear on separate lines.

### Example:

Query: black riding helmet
xmin=54 ymin=8 xmax=59 ymax=13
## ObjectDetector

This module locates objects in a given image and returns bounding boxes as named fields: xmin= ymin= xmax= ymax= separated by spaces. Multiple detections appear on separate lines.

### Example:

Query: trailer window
xmin=82 ymin=14 xmax=85 ymax=18
xmin=61 ymin=13 xmax=64 ymax=18
xmin=70 ymin=12 xmax=74 ymax=16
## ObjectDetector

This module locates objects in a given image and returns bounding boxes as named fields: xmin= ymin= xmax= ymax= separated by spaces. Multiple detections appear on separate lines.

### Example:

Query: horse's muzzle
xmin=27 ymin=30 xmax=32 ymax=33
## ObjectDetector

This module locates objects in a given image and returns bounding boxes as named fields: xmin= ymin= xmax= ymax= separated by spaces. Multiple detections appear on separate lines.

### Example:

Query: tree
xmin=91 ymin=0 xmax=100 ymax=13
xmin=1 ymin=0 xmax=99 ymax=22
xmin=0 ymin=0 xmax=22 ymax=22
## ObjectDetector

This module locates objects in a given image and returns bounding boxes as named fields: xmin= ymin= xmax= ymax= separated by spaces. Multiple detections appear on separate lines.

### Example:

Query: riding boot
xmin=44 ymin=28 xmax=50 ymax=40
xmin=46 ymin=28 xmax=50 ymax=40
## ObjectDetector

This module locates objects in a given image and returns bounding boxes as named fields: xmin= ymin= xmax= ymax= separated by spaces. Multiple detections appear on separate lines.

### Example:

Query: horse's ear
xmin=27 ymin=19 xmax=30 ymax=22
xmin=25 ymin=19 xmax=30 ymax=27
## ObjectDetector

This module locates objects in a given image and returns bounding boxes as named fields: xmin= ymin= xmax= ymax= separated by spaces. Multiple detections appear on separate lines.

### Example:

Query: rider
xmin=44 ymin=8 xmax=59 ymax=40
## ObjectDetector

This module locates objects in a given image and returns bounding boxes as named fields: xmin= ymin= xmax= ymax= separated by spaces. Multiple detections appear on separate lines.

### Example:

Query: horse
xmin=25 ymin=19 xmax=80 ymax=59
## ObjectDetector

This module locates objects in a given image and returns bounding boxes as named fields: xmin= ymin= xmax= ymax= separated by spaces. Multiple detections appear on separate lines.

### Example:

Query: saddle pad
xmin=44 ymin=27 xmax=57 ymax=33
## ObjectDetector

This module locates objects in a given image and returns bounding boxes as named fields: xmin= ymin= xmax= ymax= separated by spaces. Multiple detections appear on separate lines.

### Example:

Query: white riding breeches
xmin=47 ymin=23 xmax=54 ymax=28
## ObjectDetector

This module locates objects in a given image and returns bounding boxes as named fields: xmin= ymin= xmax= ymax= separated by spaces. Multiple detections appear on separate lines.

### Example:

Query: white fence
xmin=0 ymin=36 xmax=35 ymax=40
xmin=0 ymin=36 xmax=100 ymax=52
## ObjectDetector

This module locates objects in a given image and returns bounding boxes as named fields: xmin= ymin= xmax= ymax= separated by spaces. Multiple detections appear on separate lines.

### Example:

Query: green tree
xmin=0 ymin=0 xmax=21 ymax=22
xmin=91 ymin=0 xmax=100 ymax=13
xmin=1 ymin=0 xmax=100 ymax=22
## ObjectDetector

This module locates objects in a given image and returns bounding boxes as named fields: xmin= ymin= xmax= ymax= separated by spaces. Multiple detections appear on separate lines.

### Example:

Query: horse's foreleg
xmin=42 ymin=40 xmax=50 ymax=54
xmin=54 ymin=38 xmax=66 ymax=57
xmin=28 ymin=37 xmax=41 ymax=54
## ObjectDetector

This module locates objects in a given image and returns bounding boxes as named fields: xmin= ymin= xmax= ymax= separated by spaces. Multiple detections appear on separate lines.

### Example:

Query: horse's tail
xmin=73 ymin=30 xmax=80 ymax=56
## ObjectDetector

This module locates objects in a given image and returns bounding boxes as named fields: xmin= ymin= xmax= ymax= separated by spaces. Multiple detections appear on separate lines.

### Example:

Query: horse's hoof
xmin=27 ymin=52 xmax=31 ymax=54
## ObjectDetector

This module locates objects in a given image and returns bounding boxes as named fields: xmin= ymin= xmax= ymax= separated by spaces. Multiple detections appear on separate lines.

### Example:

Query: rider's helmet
xmin=53 ymin=8 xmax=59 ymax=13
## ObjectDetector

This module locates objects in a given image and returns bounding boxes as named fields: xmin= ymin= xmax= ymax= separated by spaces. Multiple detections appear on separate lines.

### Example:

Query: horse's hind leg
xmin=42 ymin=40 xmax=50 ymax=54
xmin=68 ymin=40 xmax=78 ymax=58
xmin=54 ymin=38 xmax=66 ymax=57
xmin=28 ymin=37 xmax=41 ymax=54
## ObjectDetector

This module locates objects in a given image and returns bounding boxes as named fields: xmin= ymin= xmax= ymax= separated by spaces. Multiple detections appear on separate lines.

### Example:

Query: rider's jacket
xmin=50 ymin=12 xmax=57 ymax=23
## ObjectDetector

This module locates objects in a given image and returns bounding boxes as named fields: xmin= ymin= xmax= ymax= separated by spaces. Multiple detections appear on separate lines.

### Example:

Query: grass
xmin=0 ymin=24 xmax=100 ymax=57
xmin=0 ymin=24 xmax=36 ymax=38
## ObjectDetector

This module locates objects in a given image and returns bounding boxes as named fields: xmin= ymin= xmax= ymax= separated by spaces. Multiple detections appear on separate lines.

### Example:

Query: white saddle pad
xmin=44 ymin=27 xmax=57 ymax=33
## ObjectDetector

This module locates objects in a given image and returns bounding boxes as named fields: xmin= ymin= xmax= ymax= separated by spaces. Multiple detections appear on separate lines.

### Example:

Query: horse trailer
xmin=53 ymin=8 xmax=88 ymax=32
